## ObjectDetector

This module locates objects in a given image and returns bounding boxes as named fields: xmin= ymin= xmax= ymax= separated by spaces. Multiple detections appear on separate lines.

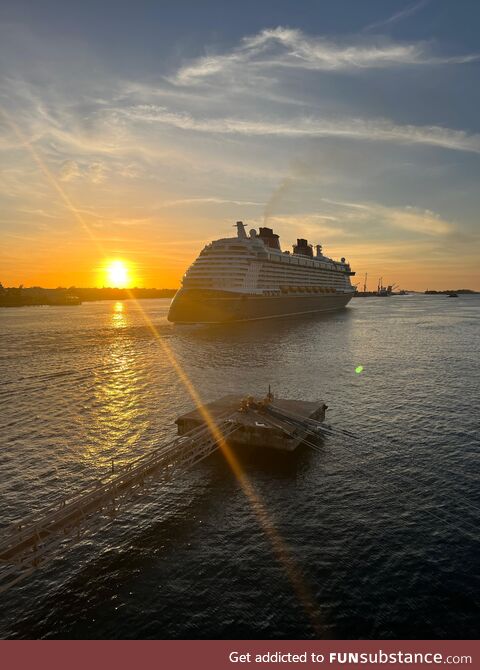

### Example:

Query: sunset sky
xmin=1 ymin=0 xmax=479 ymax=290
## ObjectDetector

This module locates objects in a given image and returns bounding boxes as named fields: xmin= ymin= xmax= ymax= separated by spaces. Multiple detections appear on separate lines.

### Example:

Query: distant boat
xmin=447 ymin=292 xmax=458 ymax=298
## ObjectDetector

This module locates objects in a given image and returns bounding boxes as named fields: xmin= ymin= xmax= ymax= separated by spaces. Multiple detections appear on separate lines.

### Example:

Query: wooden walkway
xmin=0 ymin=411 xmax=239 ymax=593
xmin=0 ymin=394 xmax=339 ymax=594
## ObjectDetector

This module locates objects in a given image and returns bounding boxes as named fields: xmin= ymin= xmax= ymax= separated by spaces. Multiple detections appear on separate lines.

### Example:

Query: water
xmin=0 ymin=296 xmax=478 ymax=639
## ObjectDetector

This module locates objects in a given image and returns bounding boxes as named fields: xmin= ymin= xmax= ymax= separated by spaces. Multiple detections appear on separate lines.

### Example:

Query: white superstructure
xmin=182 ymin=222 xmax=355 ymax=296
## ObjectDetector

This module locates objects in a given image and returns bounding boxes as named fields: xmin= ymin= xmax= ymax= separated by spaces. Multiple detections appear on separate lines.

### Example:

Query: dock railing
xmin=0 ymin=410 xmax=239 ymax=593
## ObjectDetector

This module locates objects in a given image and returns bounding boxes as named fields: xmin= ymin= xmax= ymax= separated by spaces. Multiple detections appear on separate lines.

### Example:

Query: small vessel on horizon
xmin=168 ymin=221 xmax=355 ymax=323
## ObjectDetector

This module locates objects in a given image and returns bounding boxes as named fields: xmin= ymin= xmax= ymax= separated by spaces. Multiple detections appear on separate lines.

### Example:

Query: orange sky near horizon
xmin=2 ymin=55 xmax=479 ymax=293
xmin=2 ymin=20 xmax=480 ymax=294
xmin=1 ymin=181 xmax=479 ymax=291
xmin=1 ymin=121 xmax=478 ymax=292
xmin=1 ymin=222 xmax=478 ymax=291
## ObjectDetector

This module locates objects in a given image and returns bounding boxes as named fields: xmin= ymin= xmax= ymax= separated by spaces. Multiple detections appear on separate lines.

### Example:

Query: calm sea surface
xmin=0 ymin=295 xmax=478 ymax=639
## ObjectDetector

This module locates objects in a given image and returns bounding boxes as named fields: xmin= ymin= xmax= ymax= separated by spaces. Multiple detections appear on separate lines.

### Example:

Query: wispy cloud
xmin=1 ymin=20 xmax=479 ymax=290
xmin=315 ymin=198 xmax=455 ymax=236
xmin=161 ymin=196 xmax=263 ymax=207
xmin=363 ymin=0 xmax=431 ymax=33
xmin=116 ymin=104 xmax=480 ymax=154
xmin=173 ymin=26 xmax=478 ymax=84
xmin=252 ymin=199 xmax=455 ymax=247
xmin=59 ymin=159 xmax=82 ymax=181
xmin=385 ymin=204 xmax=453 ymax=235
xmin=58 ymin=159 xmax=108 ymax=183
xmin=265 ymin=213 xmax=352 ymax=242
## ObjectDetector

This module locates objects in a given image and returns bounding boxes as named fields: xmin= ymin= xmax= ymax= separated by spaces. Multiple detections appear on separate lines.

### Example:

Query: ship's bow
xmin=168 ymin=288 xmax=240 ymax=323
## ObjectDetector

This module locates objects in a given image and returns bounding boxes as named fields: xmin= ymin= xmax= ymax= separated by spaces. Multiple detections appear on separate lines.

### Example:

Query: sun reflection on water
xmin=84 ymin=301 xmax=146 ymax=472
xmin=112 ymin=301 xmax=127 ymax=328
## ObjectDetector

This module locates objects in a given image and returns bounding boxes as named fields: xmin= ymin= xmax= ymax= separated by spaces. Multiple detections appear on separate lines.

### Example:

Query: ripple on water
xmin=0 ymin=296 xmax=479 ymax=639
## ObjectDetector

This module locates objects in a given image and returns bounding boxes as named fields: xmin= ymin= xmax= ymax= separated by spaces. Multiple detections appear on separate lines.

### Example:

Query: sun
xmin=105 ymin=260 xmax=130 ymax=288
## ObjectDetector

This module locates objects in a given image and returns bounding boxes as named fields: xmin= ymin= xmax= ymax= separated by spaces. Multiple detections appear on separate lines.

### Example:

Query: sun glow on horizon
xmin=105 ymin=260 xmax=131 ymax=288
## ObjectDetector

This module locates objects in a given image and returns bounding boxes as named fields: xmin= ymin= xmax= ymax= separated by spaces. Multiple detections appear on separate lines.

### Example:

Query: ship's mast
xmin=363 ymin=272 xmax=367 ymax=293
xmin=235 ymin=221 xmax=247 ymax=239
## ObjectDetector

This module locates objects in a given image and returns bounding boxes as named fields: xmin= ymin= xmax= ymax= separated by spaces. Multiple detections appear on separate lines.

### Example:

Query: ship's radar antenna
xmin=235 ymin=221 xmax=247 ymax=239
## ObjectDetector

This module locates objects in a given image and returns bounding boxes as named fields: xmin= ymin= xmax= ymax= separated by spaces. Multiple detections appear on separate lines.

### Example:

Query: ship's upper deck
xmin=182 ymin=221 xmax=355 ymax=292
xmin=197 ymin=222 xmax=352 ymax=270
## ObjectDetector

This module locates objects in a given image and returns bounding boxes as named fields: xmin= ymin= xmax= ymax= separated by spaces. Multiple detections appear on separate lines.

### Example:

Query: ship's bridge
xmin=182 ymin=236 xmax=257 ymax=290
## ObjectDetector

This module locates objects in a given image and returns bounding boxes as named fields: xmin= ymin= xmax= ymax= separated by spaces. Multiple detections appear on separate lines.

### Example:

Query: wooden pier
xmin=0 ymin=392 xmax=328 ymax=593
xmin=176 ymin=394 xmax=327 ymax=451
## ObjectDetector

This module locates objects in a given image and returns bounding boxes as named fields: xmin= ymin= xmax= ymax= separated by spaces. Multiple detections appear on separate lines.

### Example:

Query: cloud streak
xmin=270 ymin=199 xmax=455 ymax=239
xmin=173 ymin=26 xmax=479 ymax=83
xmin=161 ymin=196 xmax=263 ymax=207
xmin=363 ymin=0 xmax=431 ymax=33
xmin=118 ymin=104 xmax=480 ymax=154
xmin=319 ymin=198 xmax=455 ymax=236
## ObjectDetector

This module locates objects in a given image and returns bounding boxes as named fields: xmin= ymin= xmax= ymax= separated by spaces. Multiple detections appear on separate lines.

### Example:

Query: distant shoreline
xmin=0 ymin=286 xmax=177 ymax=308
xmin=424 ymin=289 xmax=478 ymax=295
xmin=354 ymin=289 xmax=478 ymax=298
xmin=1 ymin=286 xmax=478 ymax=308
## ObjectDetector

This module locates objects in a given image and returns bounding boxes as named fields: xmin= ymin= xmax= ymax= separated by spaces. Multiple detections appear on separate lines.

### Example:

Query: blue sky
xmin=1 ymin=0 xmax=479 ymax=288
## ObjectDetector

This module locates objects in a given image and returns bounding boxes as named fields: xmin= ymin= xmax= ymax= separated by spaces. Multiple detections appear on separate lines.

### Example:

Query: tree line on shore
xmin=0 ymin=284 xmax=177 ymax=307
xmin=424 ymin=289 xmax=476 ymax=294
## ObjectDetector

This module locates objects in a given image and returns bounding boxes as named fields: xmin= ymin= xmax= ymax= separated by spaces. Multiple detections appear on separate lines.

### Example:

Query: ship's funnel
xmin=258 ymin=227 xmax=281 ymax=250
xmin=293 ymin=238 xmax=313 ymax=257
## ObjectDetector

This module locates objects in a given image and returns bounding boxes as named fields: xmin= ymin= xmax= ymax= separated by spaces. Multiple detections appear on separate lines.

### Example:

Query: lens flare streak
xmin=0 ymin=105 xmax=322 ymax=634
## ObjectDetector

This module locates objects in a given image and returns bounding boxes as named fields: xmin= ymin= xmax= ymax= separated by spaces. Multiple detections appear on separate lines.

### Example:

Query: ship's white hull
xmin=168 ymin=288 xmax=353 ymax=323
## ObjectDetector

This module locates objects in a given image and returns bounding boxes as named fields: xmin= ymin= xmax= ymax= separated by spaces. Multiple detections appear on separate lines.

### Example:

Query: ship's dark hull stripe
xmin=168 ymin=289 xmax=354 ymax=323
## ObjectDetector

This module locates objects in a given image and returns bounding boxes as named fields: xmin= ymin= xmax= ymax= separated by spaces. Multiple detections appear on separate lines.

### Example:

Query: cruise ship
xmin=168 ymin=222 xmax=355 ymax=323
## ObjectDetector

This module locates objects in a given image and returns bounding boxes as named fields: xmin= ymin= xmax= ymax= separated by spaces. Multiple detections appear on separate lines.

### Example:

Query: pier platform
xmin=176 ymin=394 xmax=327 ymax=452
